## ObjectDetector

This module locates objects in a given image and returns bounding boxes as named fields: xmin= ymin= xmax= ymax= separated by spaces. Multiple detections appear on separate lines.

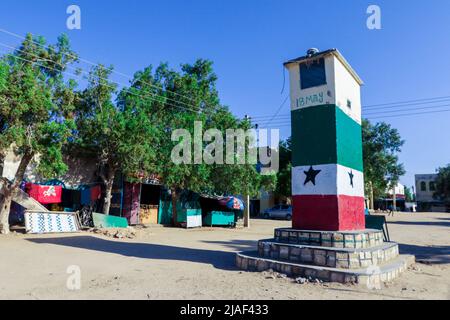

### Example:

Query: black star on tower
xmin=348 ymin=170 xmax=354 ymax=188
xmin=303 ymin=166 xmax=321 ymax=186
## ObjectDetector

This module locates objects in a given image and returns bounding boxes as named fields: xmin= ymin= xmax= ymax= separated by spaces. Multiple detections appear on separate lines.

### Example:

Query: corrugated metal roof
xmin=283 ymin=48 xmax=364 ymax=85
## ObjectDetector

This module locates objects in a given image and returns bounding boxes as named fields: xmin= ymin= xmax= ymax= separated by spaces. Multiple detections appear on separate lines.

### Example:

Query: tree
xmin=434 ymin=164 xmax=450 ymax=204
xmin=0 ymin=34 xmax=78 ymax=234
xmin=362 ymin=119 xmax=406 ymax=208
xmin=125 ymin=60 xmax=275 ymax=225
xmin=74 ymin=65 xmax=159 ymax=215
xmin=404 ymin=186 xmax=415 ymax=202
xmin=0 ymin=60 xmax=10 ymax=177
xmin=275 ymin=137 xmax=292 ymax=199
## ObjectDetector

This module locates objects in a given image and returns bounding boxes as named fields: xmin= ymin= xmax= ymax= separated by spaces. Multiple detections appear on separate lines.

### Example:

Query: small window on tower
xmin=347 ymin=100 xmax=352 ymax=109
xmin=300 ymin=58 xmax=327 ymax=89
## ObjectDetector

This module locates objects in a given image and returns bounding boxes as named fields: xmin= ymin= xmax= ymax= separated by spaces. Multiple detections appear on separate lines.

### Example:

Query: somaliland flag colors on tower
xmin=284 ymin=48 xmax=365 ymax=231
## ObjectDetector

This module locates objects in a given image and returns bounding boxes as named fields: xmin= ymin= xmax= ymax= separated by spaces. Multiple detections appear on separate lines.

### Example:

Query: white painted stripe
xmin=292 ymin=164 xmax=364 ymax=197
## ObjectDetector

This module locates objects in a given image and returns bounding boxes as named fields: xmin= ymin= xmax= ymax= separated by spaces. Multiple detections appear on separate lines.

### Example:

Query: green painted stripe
xmin=291 ymin=105 xmax=363 ymax=172
xmin=335 ymin=107 xmax=364 ymax=172
xmin=292 ymin=105 xmax=337 ymax=167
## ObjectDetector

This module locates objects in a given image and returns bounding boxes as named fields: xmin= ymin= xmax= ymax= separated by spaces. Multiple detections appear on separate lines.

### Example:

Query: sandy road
xmin=0 ymin=212 xmax=449 ymax=300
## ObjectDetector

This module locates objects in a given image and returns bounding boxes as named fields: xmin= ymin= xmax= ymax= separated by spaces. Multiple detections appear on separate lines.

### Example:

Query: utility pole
xmin=243 ymin=115 xmax=253 ymax=229
xmin=244 ymin=194 xmax=250 ymax=228
xmin=369 ymin=181 xmax=374 ymax=210
xmin=392 ymin=183 xmax=397 ymax=212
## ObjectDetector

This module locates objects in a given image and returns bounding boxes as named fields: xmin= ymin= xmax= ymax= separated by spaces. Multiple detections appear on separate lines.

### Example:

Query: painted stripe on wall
xmin=292 ymin=164 xmax=364 ymax=197
xmin=292 ymin=195 xmax=365 ymax=231
xmin=292 ymin=104 xmax=336 ymax=167
xmin=291 ymin=105 xmax=363 ymax=172
xmin=335 ymin=107 xmax=364 ymax=172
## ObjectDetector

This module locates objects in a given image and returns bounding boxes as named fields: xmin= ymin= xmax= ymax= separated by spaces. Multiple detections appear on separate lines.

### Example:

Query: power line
xmin=249 ymin=95 xmax=450 ymax=120
xmin=260 ymin=95 xmax=289 ymax=128
xmin=2 ymin=27 xmax=449 ymax=124
xmin=0 ymin=27 xmax=220 ymax=113
xmin=0 ymin=42 xmax=222 ymax=116
xmin=252 ymin=106 xmax=450 ymax=126
xmin=368 ymin=107 xmax=450 ymax=119
xmin=364 ymin=95 xmax=450 ymax=108
xmin=0 ymin=40 xmax=209 ymax=114
xmin=363 ymin=97 xmax=450 ymax=111
xmin=364 ymin=103 xmax=450 ymax=116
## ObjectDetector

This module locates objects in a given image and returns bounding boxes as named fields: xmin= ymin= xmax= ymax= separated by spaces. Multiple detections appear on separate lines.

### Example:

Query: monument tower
xmin=285 ymin=48 xmax=365 ymax=231
xmin=236 ymin=49 xmax=414 ymax=285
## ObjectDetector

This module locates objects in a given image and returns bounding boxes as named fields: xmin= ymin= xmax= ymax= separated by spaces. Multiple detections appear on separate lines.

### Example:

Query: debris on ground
xmin=295 ymin=277 xmax=308 ymax=284
xmin=409 ymin=265 xmax=422 ymax=272
xmin=87 ymin=227 xmax=137 ymax=239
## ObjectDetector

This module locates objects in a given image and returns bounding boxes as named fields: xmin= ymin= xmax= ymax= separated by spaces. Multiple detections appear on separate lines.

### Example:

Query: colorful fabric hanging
xmin=90 ymin=185 xmax=102 ymax=201
xmin=80 ymin=187 xmax=91 ymax=205
xmin=26 ymin=183 xmax=62 ymax=204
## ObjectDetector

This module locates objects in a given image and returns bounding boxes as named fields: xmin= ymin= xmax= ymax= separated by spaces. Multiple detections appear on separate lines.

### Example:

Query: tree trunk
xmin=244 ymin=194 xmax=250 ymax=228
xmin=369 ymin=181 xmax=374 ymax=210
xmin=102 ymin=167 xmax=116 ymax=216
xmin=0 ymin=151 xmax=33 ymax=234
xmin=171 ymin=188 xmax=179 ymax=227
xmin=0 ymin=153 xmax=5 ymax=178
xmin=392 ymin=185 xmax=397 ymax=212
xmin=0 ymin=188 xmax=13 ymax=234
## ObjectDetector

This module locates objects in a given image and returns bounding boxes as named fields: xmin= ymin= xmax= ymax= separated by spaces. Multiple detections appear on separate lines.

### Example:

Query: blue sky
xmin=0 ymin=0 xmax=449 ymax=189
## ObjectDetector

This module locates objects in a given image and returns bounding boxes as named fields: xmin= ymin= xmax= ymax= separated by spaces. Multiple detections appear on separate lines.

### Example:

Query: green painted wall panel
xmin=335 ymin=108 xmax=364 ymax=172
xmin=291 ymin=105 xmax=363 ymax=171
xmin=203 ymin=211 xmax=235 ymax=226
xmin=92 ymin=212 xmax=129 ymax=228
xmin=291 ymin=105 xmax=337 ymax=167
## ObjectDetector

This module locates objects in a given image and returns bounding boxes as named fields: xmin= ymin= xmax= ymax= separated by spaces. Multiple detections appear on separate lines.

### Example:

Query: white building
xmin=387 ymin=183 xmax=405 ymax=199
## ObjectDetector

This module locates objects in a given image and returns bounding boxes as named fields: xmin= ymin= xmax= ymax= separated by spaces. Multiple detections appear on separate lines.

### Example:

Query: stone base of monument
xmin=236 ymin=228 xmax=414 ymax=286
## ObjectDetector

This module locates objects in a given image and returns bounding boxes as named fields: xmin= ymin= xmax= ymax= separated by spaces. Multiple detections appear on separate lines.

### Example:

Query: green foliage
xmin=434 ymin=164 xmax=450 ymax=202
xmin=275 ymin=137 xmax=292 ymax=198
xmin=404 ymin=186 xmax=414 ymax=202
xmin=74 ymin=64 xmax=160 ymax=180
xmin=124 ymin=59 xmax=273 ymax=198
xmin=362 ymin=119 xmax=405 ymax=198
xmin=0 ymin=33 xmax=78 ymax=179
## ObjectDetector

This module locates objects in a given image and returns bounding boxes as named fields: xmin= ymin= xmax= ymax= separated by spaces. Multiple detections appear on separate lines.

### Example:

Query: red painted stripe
xmin=292 ymin=195 xmax=365 ymax=231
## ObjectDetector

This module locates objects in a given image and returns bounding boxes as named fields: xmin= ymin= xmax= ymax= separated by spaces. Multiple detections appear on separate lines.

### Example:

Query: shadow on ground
xmin=27 ymin=236 xmax=238 ymax=271
xmin=201 ymin=239 xmax=257 ymax=252
xmin=399 ymin=243 xmax=450 ymax=265
xmin=388 ymin=220 xmax=450 ymax=228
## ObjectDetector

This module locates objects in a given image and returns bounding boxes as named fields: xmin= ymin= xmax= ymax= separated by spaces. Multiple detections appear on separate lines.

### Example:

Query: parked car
xmin=263 ymin=205 xmax=292 ymax=220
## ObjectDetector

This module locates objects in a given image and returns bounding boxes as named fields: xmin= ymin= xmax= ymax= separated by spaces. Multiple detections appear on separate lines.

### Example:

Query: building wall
xmin=333 ymin=57 xmax=362 ymax=124
xmin=415 ymin=174 xmax=438 ymax=202
xmin=2 ymin=149 xmax=99 ymax=188
xmin=2 ymin=149 xmax=40 ymax=182
xmin=259 ymin=191 xmax=275 ymax=214
xmin=288 ymin=54 xmax=361 ymax=125
xmin=387 ymin=183 xmax=406 ymax=198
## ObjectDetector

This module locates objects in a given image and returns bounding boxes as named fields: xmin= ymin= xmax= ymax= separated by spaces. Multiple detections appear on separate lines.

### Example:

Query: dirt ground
xmin=0 ymin=212 xmax=449 ymax=300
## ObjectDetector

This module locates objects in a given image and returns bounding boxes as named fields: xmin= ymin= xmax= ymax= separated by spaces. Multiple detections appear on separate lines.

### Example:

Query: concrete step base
xmin=258 ymin=239 xmax=399 ymax=269
xmin=236 ymin=251 xmax=415 ymax=286
xmin=274 ymin=228 xmax=385 ymax=249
